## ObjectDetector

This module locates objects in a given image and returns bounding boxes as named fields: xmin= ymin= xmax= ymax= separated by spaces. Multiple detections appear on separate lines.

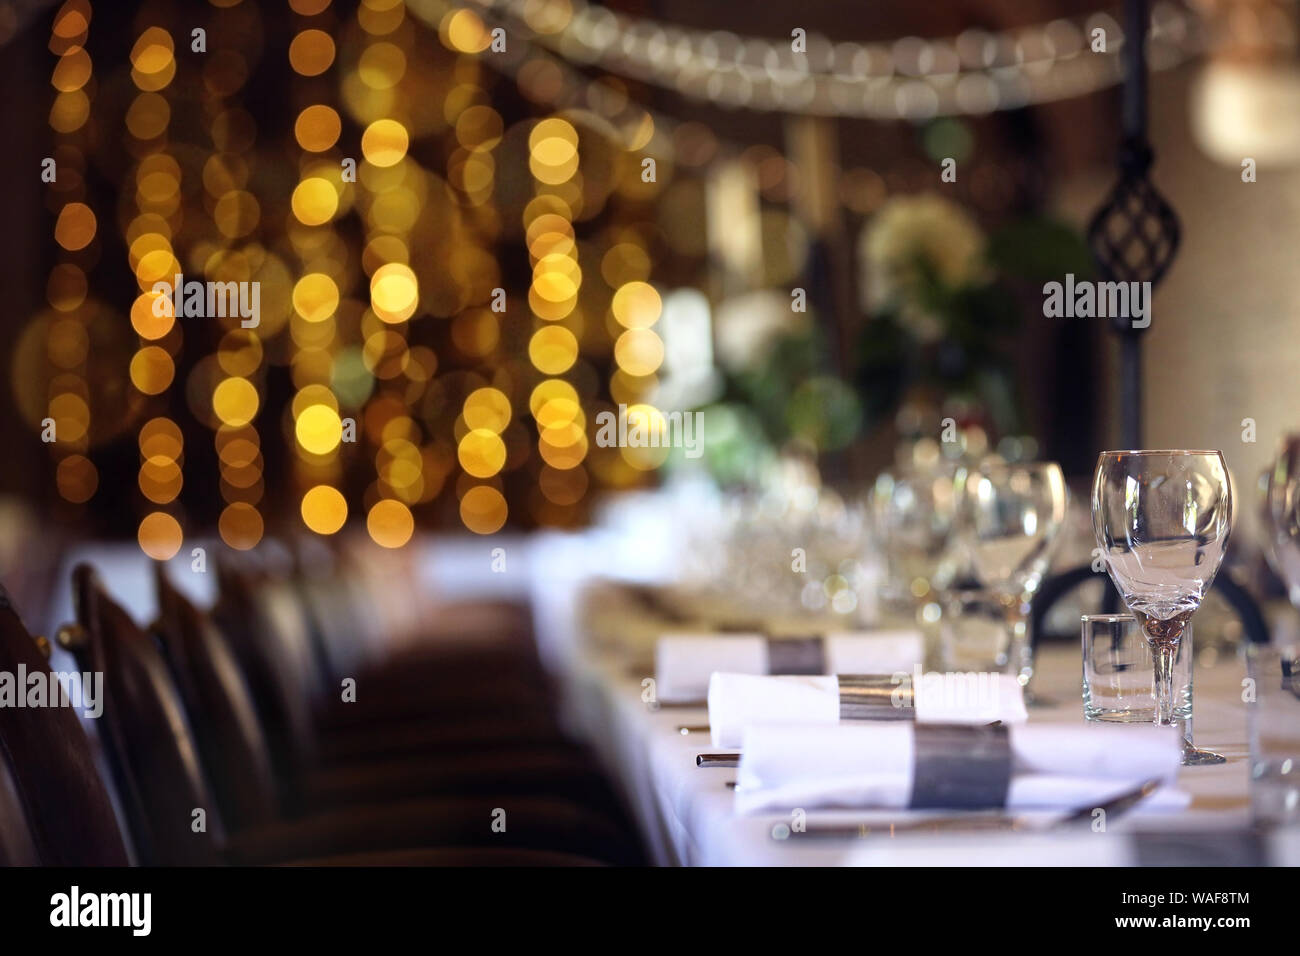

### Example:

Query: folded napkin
xmin=708 ymin=671 xmax=1028 ymax=748
xmin=654 ymin=630 xmax=923 ymax=703
xmin=735 ymin=722 xmax=1185 ymax=815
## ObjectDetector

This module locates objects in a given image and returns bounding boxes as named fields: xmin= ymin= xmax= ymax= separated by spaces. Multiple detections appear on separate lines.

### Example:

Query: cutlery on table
xmin=775 ymin=778 xmax=1163 ymax=839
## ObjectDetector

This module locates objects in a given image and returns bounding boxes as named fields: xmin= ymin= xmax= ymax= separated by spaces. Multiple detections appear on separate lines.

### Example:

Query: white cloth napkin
xmin=654 ymin=630 xmax=923 ymax=703
xmin=734 ymin=722 xmax=1186 ymax=814
xmin=707 ymin=672 xmax=1029 ymax=748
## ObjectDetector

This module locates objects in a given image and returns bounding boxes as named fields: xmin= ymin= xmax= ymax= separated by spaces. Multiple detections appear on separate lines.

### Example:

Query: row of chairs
xmin=0 ymin=540 xmax=644 ymax=866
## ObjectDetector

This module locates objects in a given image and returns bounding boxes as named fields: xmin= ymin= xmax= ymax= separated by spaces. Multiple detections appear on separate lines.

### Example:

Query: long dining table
xmin=556 ymin=634 xmax=1300 ymax=866
xmin=515 ymin=515 xmax=1298 ymax=868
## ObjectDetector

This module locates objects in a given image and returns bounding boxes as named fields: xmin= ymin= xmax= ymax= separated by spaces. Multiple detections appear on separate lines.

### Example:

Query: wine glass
xmin=870 ymin=460 xmax=960 ymax=612
xmin=963 ymin=460 xmax=1068 ymax=695
xmin=1092 ymin=450 xmax=1233 ymax=766
xmin=1256 ymin=435 xmax=1300 ymax=818
xmin=1264 ymin=435 xmax=1300 ymax=606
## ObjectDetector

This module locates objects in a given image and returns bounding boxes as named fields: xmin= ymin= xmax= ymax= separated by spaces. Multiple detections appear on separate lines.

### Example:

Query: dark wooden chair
xmin=71 ymin=565 xmax=643 ymax=865
xmin=0 ymin=582 xmax=130 ymax=866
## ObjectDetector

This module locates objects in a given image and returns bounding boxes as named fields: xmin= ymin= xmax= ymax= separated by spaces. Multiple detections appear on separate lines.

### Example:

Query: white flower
xmin=713 ymin=289 xmax=806 ymax=372
xmin=858 ymin=194 xmax=987 ymax=341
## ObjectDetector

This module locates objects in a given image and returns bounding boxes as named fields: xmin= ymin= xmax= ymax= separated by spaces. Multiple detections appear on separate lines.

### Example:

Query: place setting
xmin=592 ymin=442 xmax=1300 ymax=860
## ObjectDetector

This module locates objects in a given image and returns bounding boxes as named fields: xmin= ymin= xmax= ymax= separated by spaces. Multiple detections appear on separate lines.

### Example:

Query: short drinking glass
xmin=1082 ymin=613 xmax=1192 ymax=724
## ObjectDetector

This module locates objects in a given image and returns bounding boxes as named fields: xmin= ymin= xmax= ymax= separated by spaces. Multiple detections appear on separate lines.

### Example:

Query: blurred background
xmin=2 ymin=0 xmax=1298 ymax=620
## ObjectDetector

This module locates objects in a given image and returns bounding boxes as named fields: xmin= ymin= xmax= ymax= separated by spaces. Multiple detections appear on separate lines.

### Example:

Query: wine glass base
xmin=1181 ymin=745 xmax=1226 ymax=766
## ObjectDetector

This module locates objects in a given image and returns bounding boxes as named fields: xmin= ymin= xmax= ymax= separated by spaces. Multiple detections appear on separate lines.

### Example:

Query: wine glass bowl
xmin=1264 ymin=435 xmax=1300 ymax=605
xmin=1091 ymin=450 xmax=1233 ymax=761
xmin=870 ymin=461 xmax=961 ymax=609
xmin=966 ymin=461 xmax=1068 ymax=596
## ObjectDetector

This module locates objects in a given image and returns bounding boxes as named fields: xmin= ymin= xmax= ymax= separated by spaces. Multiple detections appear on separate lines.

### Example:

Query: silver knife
xmin=781 ymin=777 xmax=1163 ymax=839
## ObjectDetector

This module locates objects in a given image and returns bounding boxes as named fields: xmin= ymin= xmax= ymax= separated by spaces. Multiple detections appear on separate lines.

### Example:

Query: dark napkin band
xmin=766 ymin=636 xmax=826 ymax=675
xmin=908 ymin=723 xmax=1013 ymax=810
xmin=838 ymin=673 xmax=914 ymax=720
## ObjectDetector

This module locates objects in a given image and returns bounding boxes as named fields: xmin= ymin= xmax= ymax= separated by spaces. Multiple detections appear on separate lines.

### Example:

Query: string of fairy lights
xmin=353 ymin=0 xmax=421 ymax=547
xmin=437 ymin=0 xmax=1222 ymax=120
xmin=290 ymin=0 xmax=353 ymax=543
xmin=204 ymin=0 xmax=266 ymax=552
xmin=35 ymin=0 xmax=1244 ymax=555
xmin=46 ymin=1 xmax=98 ymax=506
xmin=125 ymin=23 xmax=188 ymax=560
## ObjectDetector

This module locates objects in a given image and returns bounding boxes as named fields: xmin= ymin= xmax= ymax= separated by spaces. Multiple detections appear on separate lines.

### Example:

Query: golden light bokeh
xmin=139 ymin=456 xmax=182 ymax=504
xmin=289 ymin=29 xmax=335 ymax=76
xmin=367 ymin=498 xmax=414 ymax=548
xmin=214 ymin=190 xmax=261 ymax=238
xmin=137 ymin=511 xmax=183 ymax=560
xmin=292 ymin=272 xmax=340 ymax=322
xmin=289 ymin=0 xmax=332 ymax=15
xmin=53 ymin=202 xmax=96 ymax=251
xmin=125 ymin=92 xmax=169 ymax=139
xmin=462 ymin=387 xmax=512 ymax=434
xmin=212 ymin=376 xmax=260 ymax=427
xmin=129 ymin=346 xmax=175 ymax=395
xmin=130 ymin=292 xmax=175 ymax=339
xmin=52 ymin=46 xmax=92 ymax=92
xmin=130 ymin=27 xmax=173 ymax=74
xmin=47 ymin=263 xmax=87 ymax=311
xmin=295 ymin=104 xmax=342 ymax=152
xmin=130 ymin=27 xmax=175 ymax=92
xmin=620 ymin=404 xmax=671 ymax=470
xmin=529 ymin=379 xmax=580 ymax=423
xmin=296 ymin=403 xmax=343 ymax=455
xmin=291 ymin=177 xmax=339 ymax=226
xmin=52 ymin=2 xmax=90 ymax=40
xmin=358 ymin=41 xmax=406 ymax=89
xmin=612 ymin=281 xmax=663 ymax=329
xmin=139 ymin=417 xmax=183 ymax=461
xmin=28 ymin=0 xmax=689 ymax=545
xmin=370 ymin=262 xmax=419 ymax=323
xmin=443 ymin=9 xmax=491 ymax=53
xmin=47 ymin=391 xmax=89 ymax=443
xmin=218 ymin=502 xmax=264 ymax=550
xmin=459 ymin=484 xmax=507 ymax=534
xmin=528 ymin=325 xmax=579 ymax=375
xmin=361 ymin=118 xmax=409 ymax=167
xmin=614 ymin=328 xmax=665 ymax=376
xmin=529 ymin=118 xmax=580 ymax=184
xmin=217 ymin=330 xmax=263 ymax=377
xmin=457 ymin=428 xmax=507 ymax=478
xmin=302 ymin=484 xmax=348 ymax=534
xmin=56 ymin=454 xmax=98 ymax=503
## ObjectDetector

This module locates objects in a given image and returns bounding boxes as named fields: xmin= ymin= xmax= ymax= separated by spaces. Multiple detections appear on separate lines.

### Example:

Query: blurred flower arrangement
xmin=855 ymin=193 xmax=1093 ymax=439
xmin=695 ymin=193 xmax=1092 ymax=486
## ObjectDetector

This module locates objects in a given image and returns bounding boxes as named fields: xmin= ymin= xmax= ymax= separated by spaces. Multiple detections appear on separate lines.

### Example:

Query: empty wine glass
xmin=963 ymin=460 xmax=1068 ymax=694
xmin=1092 ymin=450 xmax=1233 ymax=766
xmin=870 ymin=460 xmax=960 ymax=611
xmin=1264 ymin=434 xmax=1300 ymax=606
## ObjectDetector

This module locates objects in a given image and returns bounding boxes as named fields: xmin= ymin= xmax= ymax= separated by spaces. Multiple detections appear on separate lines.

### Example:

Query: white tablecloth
xmin=559 ymin=635 xmax=1282 ymax=866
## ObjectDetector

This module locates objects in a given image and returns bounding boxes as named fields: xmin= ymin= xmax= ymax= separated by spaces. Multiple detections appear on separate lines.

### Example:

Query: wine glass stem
xmin=1003 ymin=593 xmax=1034 ymax=686
xmin=1152 ymin=641 xmax=1178 ymax=726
